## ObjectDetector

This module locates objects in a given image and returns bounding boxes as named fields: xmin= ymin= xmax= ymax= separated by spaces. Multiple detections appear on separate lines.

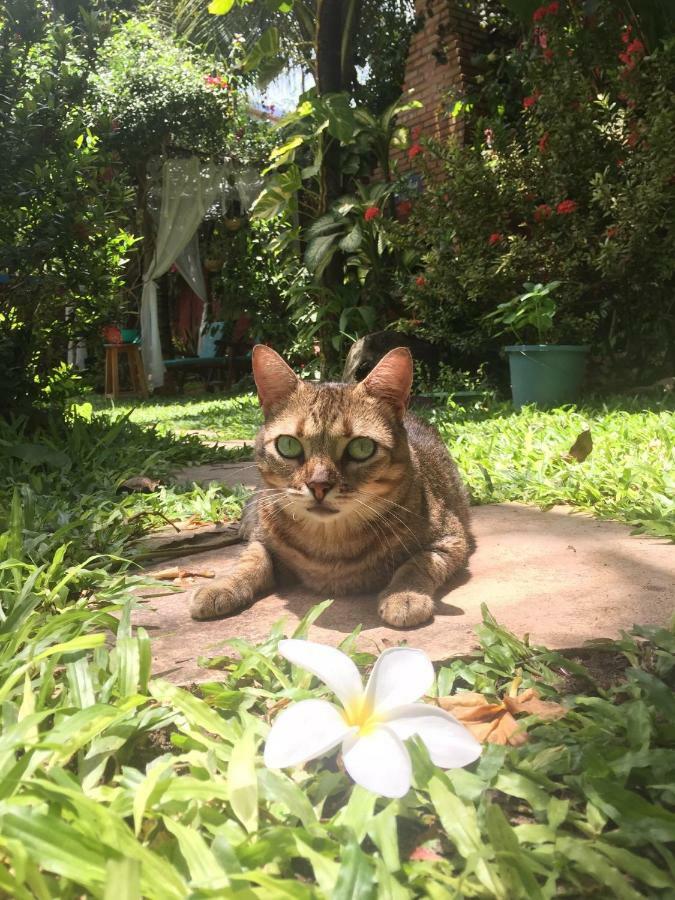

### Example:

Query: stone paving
xmin=134 ymin=462 xmax=675 ymax=684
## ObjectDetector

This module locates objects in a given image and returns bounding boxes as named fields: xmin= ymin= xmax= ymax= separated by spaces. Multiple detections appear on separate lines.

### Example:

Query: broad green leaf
xmin=133 ymin=756 xmax=174 ymax=835
xmin=294 ymin=835 xmax=339 ymax=894
xmin=335 ymin=785 xmax=376 ymax=843
xmin=0 ymin=809 xmax=107 ymax=886
xmin=484 ymin=803 xmax=544 ymax=900
xmin=556 ymin=837 xmax=642 ymax=900
xmin=367 ymin=803 xmax=400 ymax=873
xmin=493 ymin=772 xmax=549 ymax=811
xmin=258 ymin=769 xmax=317 ymax=828
xmin=150 ymin=680 xmax=235 ymax=741
xmin=208 ymin=0 xmax=235 ymax=14
xmin=587 ymin=778 xmax=675 ymax=842
xmin=596 ymin=842 xmax=674 ymax=889
xmin=339 ymin=223 xmax=363 ymax=253
xmin=163 ymin=817 xmax=229 ymax=889
xmin=333 ymin=841 xmax=375 ymax=900
xmin=104 ymin=857 xmax=141 ymax=900
xmin=228 ymin=726 xmax=258 ymax=833
xmin=292 ymin=598 xmax=333 ymax=638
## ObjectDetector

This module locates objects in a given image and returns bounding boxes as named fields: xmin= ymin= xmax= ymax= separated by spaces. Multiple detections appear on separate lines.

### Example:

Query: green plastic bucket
xmin=505 ymin=345 xmax=589 ymax=410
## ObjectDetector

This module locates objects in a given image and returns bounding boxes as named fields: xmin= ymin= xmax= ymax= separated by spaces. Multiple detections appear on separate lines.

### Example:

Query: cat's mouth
xmin=306 ymin=503 xmax=340 ymax=517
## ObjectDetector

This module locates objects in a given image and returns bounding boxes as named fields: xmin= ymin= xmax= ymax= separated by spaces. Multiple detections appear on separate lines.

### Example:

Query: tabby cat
xmin=190 ymin=345 xmax=472 ymax=628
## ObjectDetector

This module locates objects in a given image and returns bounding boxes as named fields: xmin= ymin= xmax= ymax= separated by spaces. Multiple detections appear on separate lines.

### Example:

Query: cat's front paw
xmin=378 ymin=590 xmax=434 ymax=628
xmin=190 ymin=580 xmax=250 ymax=620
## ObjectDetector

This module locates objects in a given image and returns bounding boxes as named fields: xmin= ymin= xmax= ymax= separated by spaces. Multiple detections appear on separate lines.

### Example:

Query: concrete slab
xmin=172 ymin=460 xmax=259 ymax=491
xmin=134 ymin=470 xmax=675 ymax=683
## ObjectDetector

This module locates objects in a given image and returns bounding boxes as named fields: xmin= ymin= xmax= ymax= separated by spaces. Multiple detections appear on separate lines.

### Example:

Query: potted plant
xmin=484 ymin=281 xmax=589 ymax=409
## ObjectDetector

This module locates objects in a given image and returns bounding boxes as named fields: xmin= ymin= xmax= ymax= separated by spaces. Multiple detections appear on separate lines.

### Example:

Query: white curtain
xmin=140 ymin=158 xmax=223 ymax=389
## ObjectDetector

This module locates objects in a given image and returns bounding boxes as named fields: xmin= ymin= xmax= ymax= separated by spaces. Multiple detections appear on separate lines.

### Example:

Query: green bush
xmin=400 ymin=3 xmax=675 ymax=384
xmin=0 ymin=1 xmax=136 ymax=416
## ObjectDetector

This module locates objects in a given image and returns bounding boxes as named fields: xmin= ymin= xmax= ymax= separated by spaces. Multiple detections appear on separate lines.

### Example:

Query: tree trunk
xmin=315 ymin=0 xmax=355 ymax=375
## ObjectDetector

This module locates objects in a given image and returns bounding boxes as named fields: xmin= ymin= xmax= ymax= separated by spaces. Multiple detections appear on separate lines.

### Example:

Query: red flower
xmin=533 ymin=1 xmax=558 ymax=21
xmin=415 ymin=275 xmax=427 ymax=287
xmin=627 ymin=38 xmax=645 ymax=55
xmin=536 ymin=28 xmax=548 ymax=49
xmin=538 ymin=131 xmax=550 ymax=153
xmin=411 ymin=126 xmax=422 ymax=141
xmin=543 ymin=48 xmax=554 ymax=62
xmin=556 ymin=199 xmax=577 ymax=215
xmin=488 ymin=232 xmax=503 ymax=246
xmin=534 ymin=204 xmax=552 ymax=222
xmin=523 ymin=91 xmax=541 ymax=109
xmin=606 ymin=226 xmax=618 ymax=239
xmin=621 ymin=26 xmax=632 ymax=45
xmin=364 ymin=206 xmax=381 ymax=221
xmin=408 ymin=143 xmax=423 ymax=161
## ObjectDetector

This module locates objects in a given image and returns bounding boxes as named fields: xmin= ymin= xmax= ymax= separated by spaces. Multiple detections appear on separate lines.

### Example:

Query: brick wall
xmin=393 ymin=0 xmax=485 ymax=178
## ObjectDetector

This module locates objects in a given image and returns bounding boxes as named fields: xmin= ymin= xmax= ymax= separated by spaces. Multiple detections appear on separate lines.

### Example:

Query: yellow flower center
xmin=342 ymin=696 xmax=380 ymax=736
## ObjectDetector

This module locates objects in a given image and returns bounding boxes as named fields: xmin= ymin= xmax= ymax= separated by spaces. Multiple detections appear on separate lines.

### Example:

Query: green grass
xmin=1 ymin=405 xmax=674 ymax=896
xmin=92 ymin=391 xmax=675 ymax=541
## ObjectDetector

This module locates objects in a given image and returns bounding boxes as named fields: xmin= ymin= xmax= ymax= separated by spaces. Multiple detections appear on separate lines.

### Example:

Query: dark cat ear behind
xmin=360 ymin=347 xmax=413 ymax=418
xmin=252 ymin=345 xmax=299 ymax=415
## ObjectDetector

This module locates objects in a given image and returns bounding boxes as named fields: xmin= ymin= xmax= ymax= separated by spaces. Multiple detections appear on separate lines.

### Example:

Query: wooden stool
xmin=104 ymin=343 xmax=149 ymax=399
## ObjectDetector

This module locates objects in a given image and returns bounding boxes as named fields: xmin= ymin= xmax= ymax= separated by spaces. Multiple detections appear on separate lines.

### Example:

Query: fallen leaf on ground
xmin=437 ymin=687 xmax=565 ymax=746
xmin=565 ymin=429 xmax=593 ymax=462
xmin=152 ymin=567 xmax=216 ymax=581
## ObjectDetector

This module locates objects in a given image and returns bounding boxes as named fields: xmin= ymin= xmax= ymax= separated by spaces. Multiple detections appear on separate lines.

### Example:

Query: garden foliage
xmin=401 ymin=1 xmax=675 ymax=382
xmin=0 ymin=0 xmax=135 ymax=415
xmin=0 ymin=393 xmax=672 ymax=895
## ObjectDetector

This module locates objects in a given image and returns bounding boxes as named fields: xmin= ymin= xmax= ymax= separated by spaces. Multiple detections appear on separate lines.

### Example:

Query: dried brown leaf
xmin=503 ymin=687 xmax=565 ymax=719
xmin=438 ymin=687 xmax=564 ymax=746
xmin=152 ymin=567 xmax=216 ymax=581
xmin=565 ymin=429 xmax=593 ymax=463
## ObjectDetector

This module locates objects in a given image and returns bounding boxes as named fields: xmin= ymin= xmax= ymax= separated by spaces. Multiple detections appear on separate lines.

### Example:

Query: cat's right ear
xmin=252 ymin=345 xmax=299 ymax=416
xmin=359 ymin=347 xmax=413 ymax=419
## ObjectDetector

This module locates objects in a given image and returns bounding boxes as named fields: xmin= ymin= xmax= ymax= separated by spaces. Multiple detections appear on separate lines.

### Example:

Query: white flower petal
xmin=364 ymin=647 xmax=434 ymax=714
xmin=264 ymin=699 xmax=352 ymax=768
xmin=341 ymin=726 xmax=412 ymax=798
xmin=384 ymin=703 xmax=482 ymax=768
xmin=278 ymin=639 xmax=363 ymax=707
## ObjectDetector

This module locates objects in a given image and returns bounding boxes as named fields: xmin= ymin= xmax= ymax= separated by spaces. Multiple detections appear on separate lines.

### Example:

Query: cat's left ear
xmin=252 ymin=345 xmax=299 ymax=416
xmin=359 ymin=347 xmax=413 ymax=419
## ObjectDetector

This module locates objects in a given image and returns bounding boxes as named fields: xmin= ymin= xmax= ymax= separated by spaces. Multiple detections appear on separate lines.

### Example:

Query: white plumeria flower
xmin=264 ymin=639 xmax=482 ymax=799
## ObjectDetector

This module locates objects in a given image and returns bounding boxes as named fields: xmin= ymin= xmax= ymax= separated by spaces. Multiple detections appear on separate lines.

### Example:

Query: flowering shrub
xmin=399 ymin=2 xmax=675 ymax=382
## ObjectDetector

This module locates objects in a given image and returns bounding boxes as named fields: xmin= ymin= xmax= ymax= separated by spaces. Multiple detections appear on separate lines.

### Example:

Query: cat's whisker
xmin=349 ymin=496 xmax=418 ymax=562
xmin=350 ymin=502 xmax=396 ymax=574
xmin=350 ymin=488 xmax=425 ymax=521
xmin=352 ymin=493 xmax=425 ymax=554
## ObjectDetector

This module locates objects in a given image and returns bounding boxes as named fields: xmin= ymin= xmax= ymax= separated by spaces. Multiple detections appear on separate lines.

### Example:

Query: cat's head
xmin=251 ymin=345 xmax=413 ymax=526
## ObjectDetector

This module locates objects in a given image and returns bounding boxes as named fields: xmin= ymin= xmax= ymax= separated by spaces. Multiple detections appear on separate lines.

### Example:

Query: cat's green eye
xmin=346 ymin=437 xmax=376 ymax=461
xmin=275 ymin=435 xmax=303 ymax=459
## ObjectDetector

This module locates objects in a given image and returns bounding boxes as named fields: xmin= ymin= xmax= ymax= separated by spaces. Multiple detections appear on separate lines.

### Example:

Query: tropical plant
xmin=484 ymin=281 xmax=562 ymax=344
xmin=250 ymin=95 xmax=418 ymax=362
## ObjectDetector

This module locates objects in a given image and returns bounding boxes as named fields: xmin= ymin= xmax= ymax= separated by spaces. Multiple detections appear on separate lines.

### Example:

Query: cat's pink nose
xmin=307 ymin=481 xmax=334 ymax=503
